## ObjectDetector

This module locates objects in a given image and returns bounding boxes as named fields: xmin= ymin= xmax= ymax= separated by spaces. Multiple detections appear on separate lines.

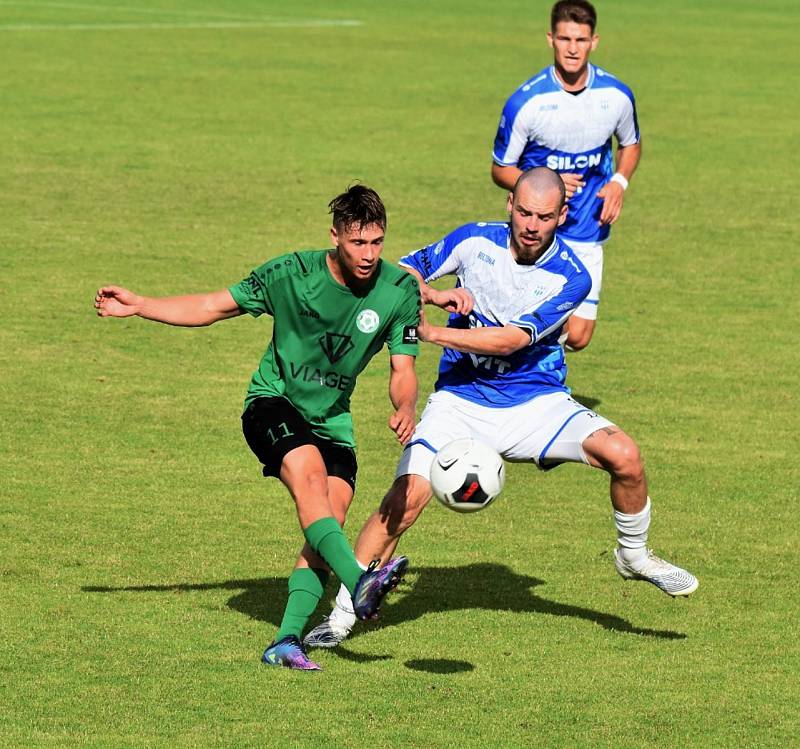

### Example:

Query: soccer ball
xmin=430 ymin=437 xmax=506 ymax=513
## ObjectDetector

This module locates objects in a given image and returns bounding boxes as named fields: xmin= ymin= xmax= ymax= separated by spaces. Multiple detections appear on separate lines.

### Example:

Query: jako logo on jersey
xmin=300 ymin=307 xmax=319 ymax=319
xmin=318 ymin=332 xmax=354 ymax=364
xmin=546 ymin=152 xmax=603 ymax=171
xmin=356 ymin=309 xmax=379 ymax=334
xmin=433 ymin=241 xmax=445 ymax=255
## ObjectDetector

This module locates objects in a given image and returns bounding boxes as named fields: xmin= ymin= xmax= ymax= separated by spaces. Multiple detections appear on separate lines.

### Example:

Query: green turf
xmin=1 ymin=0 xmax=798 ymax=746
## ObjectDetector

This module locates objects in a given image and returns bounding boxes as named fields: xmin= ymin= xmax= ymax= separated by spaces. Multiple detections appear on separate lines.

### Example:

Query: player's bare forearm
xmin=491 ymin=163 xmax=522 ymax=191
xmin=95 ymin=286 xmax=241 ymax=327
xmin=388 ymin=354 xmax=418 ymax=444
xmin=598 ymin=142 xmax=642 ymax=225
xmin=615 ymin=141 xmax=642 ymax=181
xmin=420 ymin=318 xmax=530 ymax=357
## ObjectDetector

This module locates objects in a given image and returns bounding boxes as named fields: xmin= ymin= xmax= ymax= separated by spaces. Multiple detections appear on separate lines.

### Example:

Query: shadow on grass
xmin=405 ymin=658 xmax=474 ymax=674
xmin=83 ymin=562 xmax=686 ymax=644
xmin=570 ymin=393 xmax=601 ymax=410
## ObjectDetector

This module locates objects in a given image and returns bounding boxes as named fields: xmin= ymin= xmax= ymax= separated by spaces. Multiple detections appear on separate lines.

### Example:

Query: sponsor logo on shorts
xmin=556 ymin=301 xmax=574 ymax=311
xmin=356 ymin=309 xmax=379 ymax=334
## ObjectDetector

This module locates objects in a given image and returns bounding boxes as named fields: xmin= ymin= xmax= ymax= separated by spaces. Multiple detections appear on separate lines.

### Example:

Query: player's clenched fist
xmin=389 ymin=407 xmax=415 ymax=445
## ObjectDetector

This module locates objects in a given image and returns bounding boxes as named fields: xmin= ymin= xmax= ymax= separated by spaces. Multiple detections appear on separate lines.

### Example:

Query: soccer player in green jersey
xmin=95 ymin=185 xmax=420 ymax=670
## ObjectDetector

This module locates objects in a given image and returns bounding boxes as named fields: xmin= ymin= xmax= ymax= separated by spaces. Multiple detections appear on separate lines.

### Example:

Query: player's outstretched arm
xmin=95 ymin=286 xmax=242 ymax=327
xmin=416 ymin=309 xmax=530 ymax=357
xmin=387 ymin=354 xmax=417 ymax=445
xmin=402 ymin=267 xmax=473 ymax=315
xmin=597 ymin=141 xmax=642 ymax=226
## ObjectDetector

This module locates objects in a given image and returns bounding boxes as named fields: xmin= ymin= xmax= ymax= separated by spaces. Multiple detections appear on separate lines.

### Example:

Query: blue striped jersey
xmin=493 ymin=64 xmax=639 ymax=243
xmin=400 ymin=222 xmax=591 ymax=407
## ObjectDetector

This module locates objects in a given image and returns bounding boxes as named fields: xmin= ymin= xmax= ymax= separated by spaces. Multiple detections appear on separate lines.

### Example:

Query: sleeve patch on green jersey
xmin=402 ymin=325 xmax=418 ymax=345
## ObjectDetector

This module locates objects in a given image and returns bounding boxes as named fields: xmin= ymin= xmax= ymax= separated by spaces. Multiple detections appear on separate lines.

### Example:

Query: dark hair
xmin=550 ymin=0 xmax=597 ymax=32
xmin=328 ymin=184 xmax=387 ymax=232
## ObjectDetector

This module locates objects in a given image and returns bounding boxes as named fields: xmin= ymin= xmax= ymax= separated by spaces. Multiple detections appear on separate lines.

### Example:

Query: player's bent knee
xmin=603 ymin=435 xmax=644 ymax=481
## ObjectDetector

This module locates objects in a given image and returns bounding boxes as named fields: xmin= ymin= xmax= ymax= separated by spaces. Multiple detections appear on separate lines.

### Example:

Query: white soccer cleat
xmin=303 ymin=614 xmax=354 ymax=649
xmin=614 ymin=548 xmax=698 ymax=597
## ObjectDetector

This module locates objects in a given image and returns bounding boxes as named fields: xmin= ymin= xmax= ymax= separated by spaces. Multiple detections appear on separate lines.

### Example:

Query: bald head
xmin=514 ymin=167 xmax=566 ymax=209
xmin=507 ymin=167 xmax=569 ymax=264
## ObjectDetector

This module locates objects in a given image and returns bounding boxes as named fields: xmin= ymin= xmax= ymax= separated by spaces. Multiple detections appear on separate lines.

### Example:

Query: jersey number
xmin=266 ymin=422 xmax=293 ymax=445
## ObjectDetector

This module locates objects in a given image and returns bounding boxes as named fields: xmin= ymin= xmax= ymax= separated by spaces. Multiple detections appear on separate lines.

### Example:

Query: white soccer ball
xmin=430 ymin=437 xmax=505 ymax=513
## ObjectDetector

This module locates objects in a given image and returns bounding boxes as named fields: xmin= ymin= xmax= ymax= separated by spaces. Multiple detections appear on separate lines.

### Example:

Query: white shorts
xmin=561 ymin=238 xmax=605 ymax=321
xmin=396 ymin=390 xmax=615 ymax=480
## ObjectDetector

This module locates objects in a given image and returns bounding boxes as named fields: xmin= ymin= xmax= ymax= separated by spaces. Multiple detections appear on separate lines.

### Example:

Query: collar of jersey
xmin=549 ymin=63 xmax=595 ymax=93
xmin=323 ymin=253 xmax=380 ymax=297
xmin=535 ymin=236 xmax=562 ymax=266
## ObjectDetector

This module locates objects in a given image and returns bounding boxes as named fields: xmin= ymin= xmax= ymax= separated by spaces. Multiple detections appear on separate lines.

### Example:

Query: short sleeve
xmin=615 ymin=88 xmax=640 ymax=147
xmin=492 ymin=90 xmax=536 ymax=167
xmin=399 ymin=224 xmax=477 ymax=283
xmin=228 ymin=264 xmax=274 ymax=317
xmin=387 ymin=274 xmax=421 ymax=356
xmin=510 ymin=271 xmax=591 ymax=343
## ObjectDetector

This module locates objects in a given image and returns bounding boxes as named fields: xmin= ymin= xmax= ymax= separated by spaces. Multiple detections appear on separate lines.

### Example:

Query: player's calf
xmin=378 ymin=474 xmax=434 ymax=537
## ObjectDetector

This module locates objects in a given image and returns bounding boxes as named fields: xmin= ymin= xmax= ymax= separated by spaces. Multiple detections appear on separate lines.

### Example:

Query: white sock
xmin=614 ymin=497 xmax=651 ymax=565
xmin=329 ymin=558 xmax=367 ymax=624
xmin=331 ymin=583 xmax=355 ymax=621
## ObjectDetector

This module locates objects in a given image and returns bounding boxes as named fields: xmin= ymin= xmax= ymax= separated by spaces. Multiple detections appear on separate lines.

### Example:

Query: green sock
xmin=303 ymin=517 xmax=362 ymax=594
xmin=275 ymin=567 xmax=329 ymax=642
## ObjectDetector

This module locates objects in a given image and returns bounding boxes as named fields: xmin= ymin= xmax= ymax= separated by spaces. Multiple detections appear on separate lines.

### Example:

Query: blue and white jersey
xmin=493 ymin=64 xmax=639 ymax=243
xmin=400 ymin=222 xmax=591 ymax=407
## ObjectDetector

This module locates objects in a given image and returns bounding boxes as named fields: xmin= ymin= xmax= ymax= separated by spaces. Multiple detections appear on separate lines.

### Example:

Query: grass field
xmin=2 ymin=0 xmax=799 ymax=746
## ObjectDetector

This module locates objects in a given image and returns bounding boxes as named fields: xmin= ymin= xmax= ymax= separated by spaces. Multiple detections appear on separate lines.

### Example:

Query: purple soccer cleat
xmin=261 ymin=635 xmax=321 ymax=671
xmin=352 ymin=556 xmax=409 ymax=621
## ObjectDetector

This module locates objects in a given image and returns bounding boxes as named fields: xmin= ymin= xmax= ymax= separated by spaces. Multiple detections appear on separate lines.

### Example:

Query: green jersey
xmin=229 ymin=250 xmax=420 ymax=447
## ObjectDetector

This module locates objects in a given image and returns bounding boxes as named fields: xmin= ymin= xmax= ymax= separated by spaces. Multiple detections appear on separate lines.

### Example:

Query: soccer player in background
xmin=491 ymin=0 xmax=641 ymax=351
xmin=95 ymin=185 xmax=421 ymax=670
xmin=305 ymin=168 xmax=697 ymax=648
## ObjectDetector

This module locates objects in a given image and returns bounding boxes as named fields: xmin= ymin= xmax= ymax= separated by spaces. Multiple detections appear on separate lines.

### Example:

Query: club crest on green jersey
xmin=356 ymin=309 xmax=379 ymax=334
